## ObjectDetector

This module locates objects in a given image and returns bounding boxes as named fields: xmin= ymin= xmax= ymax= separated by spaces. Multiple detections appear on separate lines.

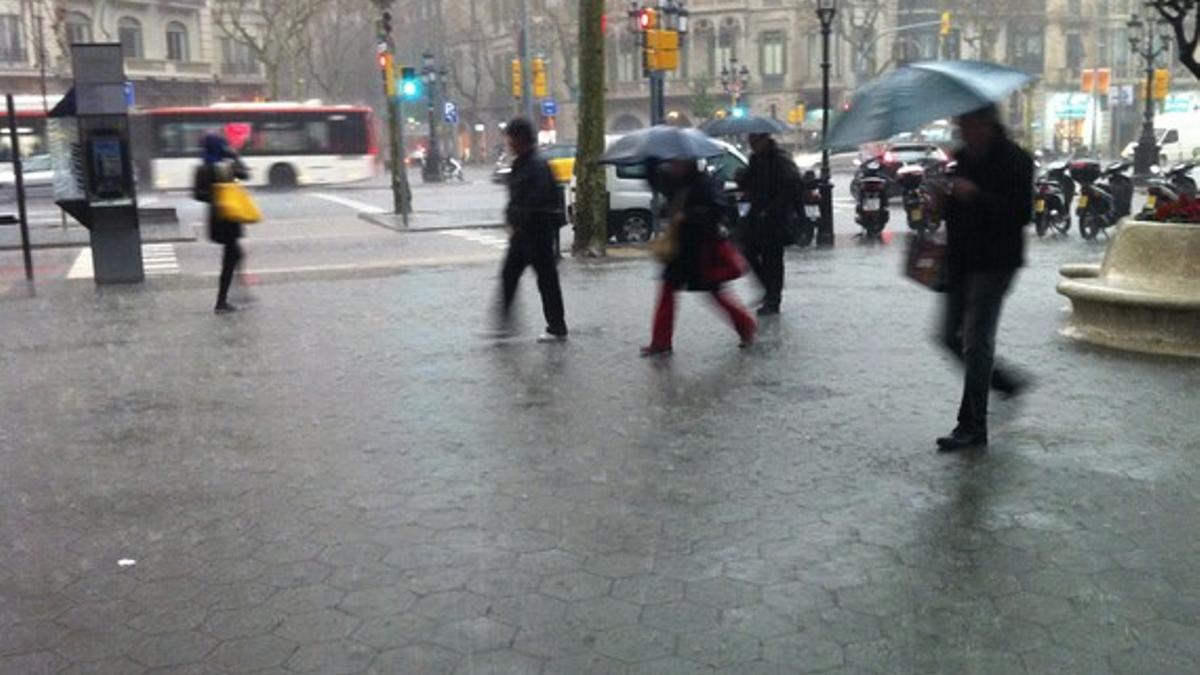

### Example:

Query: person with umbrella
xmin=737 ymin=130 xmax=802 ymax=316
xmin=936 ymin=104 xmax=1033 ymax=451
xmin=193 ymin=133 xmax=250 ymax=314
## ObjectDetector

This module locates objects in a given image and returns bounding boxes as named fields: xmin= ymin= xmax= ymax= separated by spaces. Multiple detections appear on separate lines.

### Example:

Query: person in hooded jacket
xmin=641 ymin=158 xmax=757 ymax=356
xmin=738 ymin=132 xmax=802 ymax=315
xmin=193 ymin=134 xmax=249 ymax=314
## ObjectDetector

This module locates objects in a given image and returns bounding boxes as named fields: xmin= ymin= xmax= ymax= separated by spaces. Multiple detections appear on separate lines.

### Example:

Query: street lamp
xmin=719 ymin=58 xmax=751 ymax=111
xmin=816 ymin=0 xmax=837 ymax=248
xmin=421 ymin=51 xmax=445 ymax=183
xmin=1128 ymin=11 xmax=1172 ymax=177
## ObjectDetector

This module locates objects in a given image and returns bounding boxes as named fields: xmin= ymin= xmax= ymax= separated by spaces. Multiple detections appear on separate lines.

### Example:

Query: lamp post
xmin=1127 ymin=11 xmax=1171 ymax=177
xmin=816 ymin=0 xmax=836 ymax=248
xmin=719 ymin=58 xmax=751 ymax=112
xmin=627 ymin=0 xmax=688 ymax=126
xmin=421 ymin=51 xmax=445 ymax=183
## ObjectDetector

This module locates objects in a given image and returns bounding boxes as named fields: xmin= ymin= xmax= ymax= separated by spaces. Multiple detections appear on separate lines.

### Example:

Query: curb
xmin=358 ymin=212 xmax=505 ymax=233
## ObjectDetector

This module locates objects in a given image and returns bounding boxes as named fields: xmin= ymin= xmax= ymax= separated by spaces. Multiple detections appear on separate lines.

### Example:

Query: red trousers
xmin=649 ymin=282 xmax=756 ymax=350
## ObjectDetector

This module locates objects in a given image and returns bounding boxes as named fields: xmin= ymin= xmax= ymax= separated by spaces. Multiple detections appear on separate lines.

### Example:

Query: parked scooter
xmin=442 ymin=156 xmax=466 ymax=182
xmin=1139 ymin=161 xmax=1197 ymax=219
xmin=896 ymin=161 xmax=947 ymax=234
xmin=794 ymin=170 xmax=821 ymax=247
xmin=1071 ymin=159 xmax=1134 ymax=240
xmin=1033 ymin=161 xmax=1075 ymax=237
xmin=854 ymin=158 xmax=890 ymax=239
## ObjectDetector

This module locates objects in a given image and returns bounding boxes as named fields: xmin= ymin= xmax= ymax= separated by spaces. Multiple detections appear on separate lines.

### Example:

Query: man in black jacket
xmin=495 ymin=118 xmax=568 ymax=342
xmin=938 ymin=104 xmax=1033 ymax=452
xmin=739 ymin=133 xmax=801 ymax=316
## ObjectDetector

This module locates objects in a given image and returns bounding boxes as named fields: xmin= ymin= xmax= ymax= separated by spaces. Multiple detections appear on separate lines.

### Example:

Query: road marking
xmin=308 ymin=192 xmax=386 ymax=214
xmin=440 ymin=229 xmax=509 ymax=250
xmin=66 ymin=243 xmax=179 ymax=280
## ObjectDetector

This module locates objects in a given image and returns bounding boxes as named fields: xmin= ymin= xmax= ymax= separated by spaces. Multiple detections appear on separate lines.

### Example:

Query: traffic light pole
xmin=520 ymin=0 xmax=534 ymax=121
xmin=387 ymin=94 xmax=411 ymax=224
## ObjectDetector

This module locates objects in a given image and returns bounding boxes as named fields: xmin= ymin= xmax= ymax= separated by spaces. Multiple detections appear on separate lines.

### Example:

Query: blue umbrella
xmin=599 ymin=125 xmax=725 ymax=166
xmin=825 ymin=60 xmax=1035 ymax=149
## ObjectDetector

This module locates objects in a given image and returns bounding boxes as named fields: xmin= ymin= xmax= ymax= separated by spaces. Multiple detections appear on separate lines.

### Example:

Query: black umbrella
xmin=700 ymin=115 xmax=791 ymax=137
xmin=598 ymin=125 xmax=725 ymax=166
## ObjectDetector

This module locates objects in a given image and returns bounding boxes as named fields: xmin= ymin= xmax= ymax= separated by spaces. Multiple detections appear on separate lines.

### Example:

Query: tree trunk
xmin=574 ymin=0 xmax=606 ymax=257
xmin=266 ymin=62 xmax=282 ymax=100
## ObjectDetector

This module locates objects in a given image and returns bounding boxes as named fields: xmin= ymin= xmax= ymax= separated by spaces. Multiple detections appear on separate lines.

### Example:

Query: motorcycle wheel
xmin=1034 ymin=215 xmax=1049 ymax=238
xmin=1051 ymin=213 xmax=1070 ymax=235
xmin=794 ymin=223 xmax=815 ymax=248
xmin=1079 ymin=215 xmax=1099 ymax=241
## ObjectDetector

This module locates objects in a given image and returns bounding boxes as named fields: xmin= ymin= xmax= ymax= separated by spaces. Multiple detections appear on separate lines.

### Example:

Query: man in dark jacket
xmin=495 ymin=118 xmax=568 ymax=342
xmin=739 ymin=133 xmax=801 ymax=315
xmin=937 ymin=104 xmax=1033 ymax=452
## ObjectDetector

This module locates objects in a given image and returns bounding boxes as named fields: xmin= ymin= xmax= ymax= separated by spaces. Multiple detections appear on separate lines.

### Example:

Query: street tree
xmin=212 ymin=0 xmax=325 ymax=100
xmin=1152 ymin=0 xmax=1200 ymax=80
xmin=302 ymin=0 xmax=377 ymax=101
xmin=689 ymin=77 xmax=719 ymax=122
xmin=574 ymin=0 xmax=606 ymax=257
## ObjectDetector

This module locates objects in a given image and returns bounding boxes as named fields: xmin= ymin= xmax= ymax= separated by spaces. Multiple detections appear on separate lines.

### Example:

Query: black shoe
xmin=756 ymin=305 xmax=780 ymax=317
xmin=214 ymin=302 xmax=238 ymax=314
xmin=936 ymin=429 xmax=987 ymax=452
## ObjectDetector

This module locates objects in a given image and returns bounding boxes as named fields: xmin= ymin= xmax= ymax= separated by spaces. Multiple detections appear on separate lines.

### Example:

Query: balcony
xmin=125 ymin=58 xmax=215 ymax=79
xmin=0 ymin=47 xmax=29 ymax=67
xmin=220 ymin=62 xmax=262 ymax=78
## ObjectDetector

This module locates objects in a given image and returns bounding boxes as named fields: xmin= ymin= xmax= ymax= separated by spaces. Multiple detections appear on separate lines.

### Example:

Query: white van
xmin=1121 ymin=112 xmax=1200 ymax=164
xmin=566 ymin=135 xmax=749 ymax=243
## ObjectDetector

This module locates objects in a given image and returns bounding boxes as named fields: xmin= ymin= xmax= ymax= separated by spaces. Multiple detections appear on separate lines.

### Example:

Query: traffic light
xmin=787 ymin=104 xmax=806 ymax=125
xmin=638 ymin=8 xmax=657 ymax=31
xmin=1154 ymin=68 xmax=1170 ymax=100
xmin=400 ymin=66 xmax=421 ymax=100
xmin=379 ymin=53 xmax=395 ymax=98
xmin=532 ymin=57 xmax=548 ymax=98
xmin=381 ymin=11 xmax=392 ymax=37
xmin=731 ymin=106 xmax=747 ymax=119
xmin=940 ymin=11 xmax=951 ymax=37
xmin=645 ymin=29 xmax=680 ymax=71
xmin=511 ymin=58 xmax=522 ymax=99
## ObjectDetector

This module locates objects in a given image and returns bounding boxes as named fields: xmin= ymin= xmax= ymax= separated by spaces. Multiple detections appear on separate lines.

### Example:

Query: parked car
xmin=0 ymin=153 xmax=55 ymax=200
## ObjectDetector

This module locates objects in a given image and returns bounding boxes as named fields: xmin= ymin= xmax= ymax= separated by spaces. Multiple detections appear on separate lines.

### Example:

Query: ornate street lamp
xmin=421 ymin=51 xmax=447 ymax=183
xmin=1128 ymin=11 xmax=1172 ymax=177
xmin=815 ymin=0 xmax=837 ymax=248
xmin=719 ymin=57 xmax=752 ymax=109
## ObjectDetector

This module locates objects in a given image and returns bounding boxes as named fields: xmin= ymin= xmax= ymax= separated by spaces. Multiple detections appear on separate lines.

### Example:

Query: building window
xmin=0 ymin=14 xmax=25 ymax=64
xmin=1068 ymin=0 xmax=1082 ymax=13
xmin=717 ymin=30 xmax=736 ymax=72
xmin=221 ymin=37 xmax=259 ymax=75
xmin=702 ymin=31 xmax=716 ymax=77
xmin=65 ymin=12 xmax=91 ymax=45
xmin=1008 ymin=25 xmax=1044 ymax=74
xmin=166 ymin=22 xmax=189 ymax=61
xmin=118 ymin=17 xmax=143 ymax=59
xmin=617 ymin=32 xmax=637 ymax=82
xmin=806 ymin=31 xmax=820 ymax=78
xmin=1065 ymin=32 xmax=1084 ymax=74
xmin=760 ymin=32 xmax=785 ymax=79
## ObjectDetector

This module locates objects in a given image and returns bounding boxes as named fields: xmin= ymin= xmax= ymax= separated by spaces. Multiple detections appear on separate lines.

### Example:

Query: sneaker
xmin=214 ymin=302 xmax=238 ymax=314
xmin=537 ymin=331 xmax=568 ymax=343
xmin=640 ymin=345 xmax=672 ymax=357
xmin=936 ymin=429 xmax=988 ymax=452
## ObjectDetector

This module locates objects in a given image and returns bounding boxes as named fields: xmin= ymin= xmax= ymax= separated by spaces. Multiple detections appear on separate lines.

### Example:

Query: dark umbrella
xmin=700 ymin=115 xmax=791 ymax=137
xmin=826 ymin=60 xmax=1035 ymax=149
xmin=598 ymin=125 xmax=725 ymax=166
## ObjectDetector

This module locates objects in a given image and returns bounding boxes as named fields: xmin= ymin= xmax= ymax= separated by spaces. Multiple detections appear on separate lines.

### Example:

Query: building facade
xmin=0 ymin=0 xmax=265 ymax=110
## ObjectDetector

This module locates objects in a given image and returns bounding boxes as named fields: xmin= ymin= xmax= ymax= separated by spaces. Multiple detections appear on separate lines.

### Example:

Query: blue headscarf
xmin=202 ymin=133 xmax=230 ymax=165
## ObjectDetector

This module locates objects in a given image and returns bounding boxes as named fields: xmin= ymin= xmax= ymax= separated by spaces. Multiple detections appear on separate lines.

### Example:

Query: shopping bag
xmin=702 ymin=237 xmax=748 ymax=284
xmin=213 ymin=182 xmax=262 ymax=224
xmin=903 ymin=230 xmax=947 ymax=292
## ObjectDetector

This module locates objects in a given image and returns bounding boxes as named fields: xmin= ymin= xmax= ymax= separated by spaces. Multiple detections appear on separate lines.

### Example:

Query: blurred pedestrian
xmin=738 ymin=132 xmax=802 ymax=315
xmin=641 ymin=159 xmax=757 ymax=356
xmin=494 ymin=118 xmax=568 ymax=342
xmin=936 ymin=104 xmax=1033 ymax=452
xmin=193 ymin=134 xmax=249 ymax=314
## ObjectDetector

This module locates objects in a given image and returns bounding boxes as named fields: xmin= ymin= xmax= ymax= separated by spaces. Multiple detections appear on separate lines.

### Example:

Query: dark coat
xmin=738 ymin=140 xmax=802 ymax=235
xmin=662 ymin=171 xmax=729 ymax=291
xmin=945 ymin=131 xmax=1034 ymax=278
xmin=194 ymin=161 xmax=246 ymax=245
xmin=506 ymin=149 xmax=561 ymax=236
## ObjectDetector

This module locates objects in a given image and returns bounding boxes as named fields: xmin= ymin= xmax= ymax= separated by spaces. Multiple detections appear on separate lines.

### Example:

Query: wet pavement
xmin=2 ymin=236 xmax=1199 ymax=675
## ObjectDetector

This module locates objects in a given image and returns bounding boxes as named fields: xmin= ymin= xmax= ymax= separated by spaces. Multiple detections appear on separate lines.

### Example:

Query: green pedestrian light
xmin=400 ymin=66 xmax=421 ymax=101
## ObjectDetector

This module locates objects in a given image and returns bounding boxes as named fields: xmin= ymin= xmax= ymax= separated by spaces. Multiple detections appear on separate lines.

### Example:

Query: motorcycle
xmin=854 ymin=158 xmax=890 ymax=239
xmin=441 ymin=156 xmax=466 ymax=182
xmin=794 ymin=169 xmax=821 ymax=247
xmin=896 ymin=160 xmax=947 ymax=234
xmin=1139 ymin=162 xmax=1197 ymax=219
xmin=1033 ymin=161 xmax=1075 ymax=237
xmin=1071 ymin=159 xmax=1134 ymax=241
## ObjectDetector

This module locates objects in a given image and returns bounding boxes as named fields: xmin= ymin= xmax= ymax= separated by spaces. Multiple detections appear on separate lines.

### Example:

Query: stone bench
xmin=1057 ymin=219 xmax=1200 ymax=358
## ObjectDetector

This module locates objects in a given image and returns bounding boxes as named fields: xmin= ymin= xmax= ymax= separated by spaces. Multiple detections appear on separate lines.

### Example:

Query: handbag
xmin=213 ymin=182 xmax=263 ymax=224
xmin=903 ymin=230 xmax=948 ymax=292
xmin=702 ymin=237 xmax=748 ymax=284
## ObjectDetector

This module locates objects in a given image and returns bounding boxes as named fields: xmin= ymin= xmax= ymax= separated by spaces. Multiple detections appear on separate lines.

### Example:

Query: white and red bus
xmin=139 ymin=102 xmax=379 ymax=190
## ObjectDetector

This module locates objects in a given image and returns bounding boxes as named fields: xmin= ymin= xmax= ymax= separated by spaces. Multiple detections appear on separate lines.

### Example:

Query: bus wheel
xmin=268 ymin=164 xmax=297 ymax=189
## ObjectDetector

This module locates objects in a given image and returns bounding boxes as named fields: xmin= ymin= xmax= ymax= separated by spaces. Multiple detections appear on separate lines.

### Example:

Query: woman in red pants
xmin=641 ymin=159 xmax=757 ymax=356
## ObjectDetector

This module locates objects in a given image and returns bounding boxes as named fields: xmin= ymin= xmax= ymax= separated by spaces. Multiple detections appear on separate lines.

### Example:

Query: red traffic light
xmin=638 ymin=8 xmax=654 ymax=30
xmin=378 ymin=54 xmax=388 ymax=69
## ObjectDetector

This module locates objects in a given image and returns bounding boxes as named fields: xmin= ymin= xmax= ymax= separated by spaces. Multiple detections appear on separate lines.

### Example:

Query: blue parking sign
xmin=443 ymin=101 xmax=459 ymax=124
xmin=541 ymin=99 xmax=557 ymax=117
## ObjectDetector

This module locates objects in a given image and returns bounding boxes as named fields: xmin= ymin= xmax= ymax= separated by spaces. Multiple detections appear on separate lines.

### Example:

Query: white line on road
xmin=440 ymin=229 xmax=509 ymax=250
xmin=308 ymin=192 xmax=386 ymax=214
xmin=66 ymin=244 xmax=179 ymax=280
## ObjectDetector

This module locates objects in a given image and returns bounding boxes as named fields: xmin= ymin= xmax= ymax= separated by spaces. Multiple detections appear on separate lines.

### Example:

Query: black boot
xmin=936 ymin=428 xmax=988 ymax=452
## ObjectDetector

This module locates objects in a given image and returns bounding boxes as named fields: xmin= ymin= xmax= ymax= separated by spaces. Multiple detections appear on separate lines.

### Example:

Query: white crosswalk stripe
xmin=67 ymin=243 xmax=179 ymax=280
xmin=441 ymin=229 xmax=509 ymax=250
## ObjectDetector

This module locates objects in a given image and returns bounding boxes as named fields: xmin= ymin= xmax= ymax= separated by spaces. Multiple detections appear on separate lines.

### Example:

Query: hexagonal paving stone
xmin=628 ymin=657 xmax=716 ymax=674
xmin=287 ymin=639 xmax=377 ymax=674
xmin=62 ymin=574 xmax=138 ymax=603
xmin=762 ymin=633 xmax=844 ymax=671
xmin=354 ymin=613 xmax=439 ymax=650
xmin=584 ymin=552 xmax=656 ymax=579
xmin=466 ymin=569 xmax=543 ymax=598
xmin=327 ymin=563 xmax=399 ymax=592
xmin=0 ymin=651 xmax=68 ymax=675
xmin=594 ymin=625 xmax=674 ymax=663
xmin=431 ymin=617 xmax=517 ymax=653
xmin=412 ymin=590 xmax=490 ymax=622
xmin=719 ymin=606 xmax=800 ymax=641
xmin=511 ymin=619 xmax=598 ymax=658
xmin=318 ymin=540 xmax=390 ymax=566
xmin=126 ymin=630 xmax=217 ymax=669
xmin=203 ymin=605 xmax=284 ymax=639
xmin=127 ymin=603 xmax=208 ymax=635
xmin=540 ymin=571 xmax=612 ymax=601
xmin=253 ymin=540 xmax=325 ymax=565
xmin=762 ymin=581 xmax=836 ymax=613
xmin=640 ymin=601 xmax=721 ymax=634
xmin=686 ymin=577 xmax=762 ymax=609
xmin=382 ymin=544 xmax=453 ymax=570
xmin=207 ymin=635 xmax=296 ymax=672
xmin=403 ymin=565 xmax=476 ymax=594
xmin=56 ymin=628 xmax=139 ymax=662
xmin=993 ymin=592 xmax=1077 ymax=626
xmin=127 ymin=577 xmax=206 ymax=608
xmin=543 ymin=653 xmax=630 ymax=675
xmin=367 ymin=643 xmax=459 ymax=674
xmin=0 ymin=620 xmax=66 ymax=656
xmin=60 ymin=657 xmax=147 ymax=675
xmin=274 ymin=609 xmax=360 ymax=642
xmin=451 ymin=649 xmax=544 ymax=674
xmin=194 ymin=582 xmax=275 ymax=611
xmin=56 ymin=600 xmax=145 ymax=632
xmin=567 ymin=597 xmax=640 ymax=631
xmin=516 ymin=549 xmax=585 ymax=576
xmin=339 ymin=584 xmax=418 ymax=618
xmin=258 ymin=560 xmax=334 ymax=589
xmin=678 ymin=630 xmax=762 ymax=668
xmin=612 ymin=574 xmax=685 ymax=605
xmin=268 ymin=584 xmax=344 ymax=614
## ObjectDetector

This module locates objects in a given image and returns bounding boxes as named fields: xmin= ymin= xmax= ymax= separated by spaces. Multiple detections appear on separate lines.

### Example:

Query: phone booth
xmin=49 ymin=44 xmax=142 ymax=284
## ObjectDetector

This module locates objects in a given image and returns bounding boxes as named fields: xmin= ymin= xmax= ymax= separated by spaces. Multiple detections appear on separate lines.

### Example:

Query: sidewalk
xmin=2 ymin=239 xmax=1198 ymax=675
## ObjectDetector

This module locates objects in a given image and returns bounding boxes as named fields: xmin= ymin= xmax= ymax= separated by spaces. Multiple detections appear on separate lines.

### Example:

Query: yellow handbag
xmin=213 ymin=182 xmax=263 ymax=224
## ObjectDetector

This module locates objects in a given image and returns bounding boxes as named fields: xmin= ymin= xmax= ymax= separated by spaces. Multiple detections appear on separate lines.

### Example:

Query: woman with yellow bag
xmin=193 ymin=134 xmax=259 ymax=313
